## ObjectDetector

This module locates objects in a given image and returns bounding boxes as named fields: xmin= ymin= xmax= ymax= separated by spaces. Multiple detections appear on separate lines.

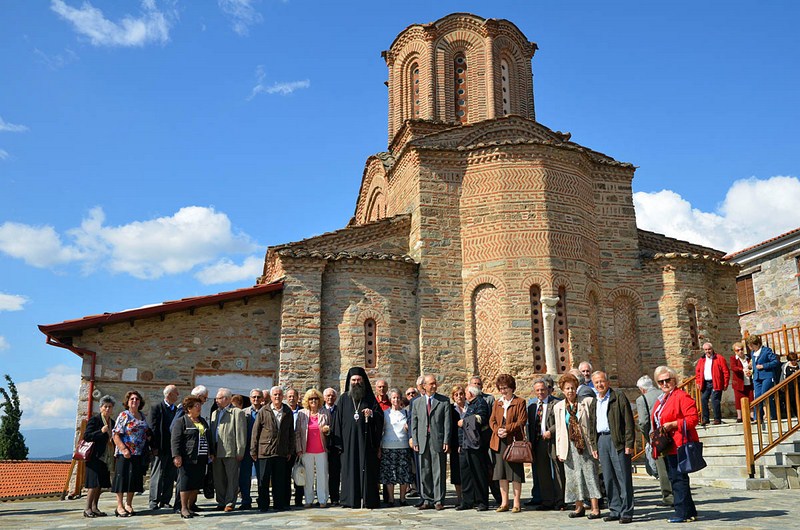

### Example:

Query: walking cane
xmin=361 ymin=409 xmax=369 ymax=509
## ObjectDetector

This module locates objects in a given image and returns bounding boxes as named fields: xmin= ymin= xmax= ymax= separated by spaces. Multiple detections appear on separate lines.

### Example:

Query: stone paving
xmin=0 ymin=476 xmax=795 ymax=529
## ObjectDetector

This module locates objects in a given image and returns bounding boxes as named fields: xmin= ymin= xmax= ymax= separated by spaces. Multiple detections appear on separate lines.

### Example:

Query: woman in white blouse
xmin=379 ymin=389 xmax=414 ymax=506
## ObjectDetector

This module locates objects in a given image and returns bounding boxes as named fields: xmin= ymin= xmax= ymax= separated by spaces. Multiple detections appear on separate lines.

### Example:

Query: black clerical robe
xmin=333 ymin=392 xmax=384 ymax=508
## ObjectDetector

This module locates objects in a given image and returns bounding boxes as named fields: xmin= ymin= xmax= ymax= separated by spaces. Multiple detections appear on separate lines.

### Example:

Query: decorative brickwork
xmin=472 ymin=284 xmax=502 ymax=392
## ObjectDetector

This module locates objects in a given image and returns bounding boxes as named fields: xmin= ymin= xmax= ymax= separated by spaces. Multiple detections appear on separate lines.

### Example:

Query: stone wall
xmin=319 ymin=258 xmax=419 ymax=391
xmin=739 ymin=243 xmax=800 ymax=335
xmin=71 ymin=293 xmax=281 ymax=425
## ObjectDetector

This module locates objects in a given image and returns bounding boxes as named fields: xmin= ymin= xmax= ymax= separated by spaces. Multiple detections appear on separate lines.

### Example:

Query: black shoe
xmin=114 ymin=509 xmax=130 ymax=518
xmin=83 ymin=510 xmax=96 ymax=518
xmin=238 ymin=504 xmax=252 ymax=511
xmin=455 ymin=504 xmax=473 ymax=511
xmin=180 ymin=512 xmax=194 ymax=519
xmin=569 ymin=509 xmax=586 ymax=518
xmin=620 ymin=516 xmax=633 ymax=524
xmin=476 ymin=505 xmax=488 ymax=511
xmin=149 ymin=504 xmax=159 ymax=511
xmin=604 ymin=515 xmax=621 ymax=522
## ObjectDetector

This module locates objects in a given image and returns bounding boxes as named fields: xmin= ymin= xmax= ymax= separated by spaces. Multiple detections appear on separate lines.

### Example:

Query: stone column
xmin=541 ymin=295 xmax=560 ymax=375
xmin=484 ymin=23 xmax=497 ymax=120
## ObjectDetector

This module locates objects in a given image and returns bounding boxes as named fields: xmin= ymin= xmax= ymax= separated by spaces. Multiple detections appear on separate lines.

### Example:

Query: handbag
xmin=202 ymin=463 xmax=215 ymax=499
xmin=676 ymin=420 xmax=706 ymax=474
xmin=292 ymin=460 xmax=306 ymax=487
xmin=502 ymin=426 xmax=533 ymax=464
xmin=73 ymin=439 xmax=94 ymax=461
xmin=650 ymin=426 xmax=673 ymax=456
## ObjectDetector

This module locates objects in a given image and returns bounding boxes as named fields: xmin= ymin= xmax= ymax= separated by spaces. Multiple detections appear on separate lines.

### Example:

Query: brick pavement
xmin=0 ymin=476 xmax=794 ymax=529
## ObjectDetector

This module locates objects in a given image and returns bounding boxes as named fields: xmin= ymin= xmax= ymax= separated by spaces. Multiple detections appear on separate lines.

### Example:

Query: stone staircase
xmin=688 ymin=420 xmax=800 ymax=490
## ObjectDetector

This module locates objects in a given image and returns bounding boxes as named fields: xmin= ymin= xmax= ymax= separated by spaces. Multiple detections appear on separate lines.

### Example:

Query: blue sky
xmin=1 ymin=0 xmax=799 ymax=431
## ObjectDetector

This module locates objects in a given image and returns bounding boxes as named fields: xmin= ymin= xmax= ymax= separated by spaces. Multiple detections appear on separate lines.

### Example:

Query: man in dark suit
xmin=323 ymin=387 xmax=341 ymax=505
xmin=238 ymin=388 xmax=264 ymax=510
xmin=149 ymin=384 xmax=180 ymax=510
xmin=526 ymin=378 xmax=564 ymax=510
xmin=411 ymin=374 xmax=451 ymax=510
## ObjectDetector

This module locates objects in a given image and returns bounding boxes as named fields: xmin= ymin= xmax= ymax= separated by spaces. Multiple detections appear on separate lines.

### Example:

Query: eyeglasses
xmin=406 ymin=391 xmax=417 ymax=396
xmin=734 ymin=348 xmax=744 ymax=352
xmin=657 ymin=378 xmax=673 ymax=386
xmin=250 ymin=396 xmax=263 ymax=400
xmin=308 ymin=397 xmax=319 ymax=401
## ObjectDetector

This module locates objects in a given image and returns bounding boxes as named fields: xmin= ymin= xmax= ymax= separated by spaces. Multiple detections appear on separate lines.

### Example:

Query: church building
xmin=40 ymin=14 xmax=740 ymax=420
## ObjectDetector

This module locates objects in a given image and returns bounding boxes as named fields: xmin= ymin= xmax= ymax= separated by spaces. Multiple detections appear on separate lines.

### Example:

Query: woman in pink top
xmin=296 ymin=388 xmax=332 ymax=507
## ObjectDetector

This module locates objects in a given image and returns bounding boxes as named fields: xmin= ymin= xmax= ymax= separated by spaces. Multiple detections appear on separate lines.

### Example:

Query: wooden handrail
xmin=745 ymin=323 xmax=800 ymax=358
xmin=742 ymin=369 xmax=800 ymax=477
xmin=632 ymin=375 xmax=698 ymax=461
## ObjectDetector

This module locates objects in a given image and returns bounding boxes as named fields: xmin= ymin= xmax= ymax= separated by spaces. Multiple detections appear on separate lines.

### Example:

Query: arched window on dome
xmin=687 ymin=303 xmax=700 ymax=352
xmin=531 ymin=285 xmax=544 ymax=372
xmin=454 ymin=53 xmax=467 ymax=124
xmin=500 ymin=59 xmax=511 ymax=116
xmin=410 ymin=62 xmax=420 ymax=119
xmin=364 ymin=318 xmax=377 ymax=368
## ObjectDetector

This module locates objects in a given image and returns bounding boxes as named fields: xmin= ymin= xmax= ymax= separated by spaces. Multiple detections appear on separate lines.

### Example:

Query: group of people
xmin=695 ymin=336 xmax=797 ymax=425
xmin=80 ymin=333 xmax=795 ymax=523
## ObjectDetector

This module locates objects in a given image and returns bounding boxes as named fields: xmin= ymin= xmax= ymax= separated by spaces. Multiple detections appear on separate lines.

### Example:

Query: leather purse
xmin=73 ymin=440 xmax=94 ymax=461
xmin=502 ymin=435 xmax=533 ymax=464
xmin=650 ymin=426 xmax=673 ymax=456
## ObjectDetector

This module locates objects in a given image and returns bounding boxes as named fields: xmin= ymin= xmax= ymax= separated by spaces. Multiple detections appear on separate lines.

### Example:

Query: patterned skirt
xmin=563 ymin=439 xmax=602 ymax=503
xmin=379 ymin=448 xmax=414 ymax=485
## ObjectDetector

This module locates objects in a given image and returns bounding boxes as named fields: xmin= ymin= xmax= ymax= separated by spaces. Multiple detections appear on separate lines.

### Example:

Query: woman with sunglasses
xmin=111 ymin=390 xmax=151 ymax=517
xmin=651 ymin=366 xmax=699 ymax=524
xmin=295 ymin=388 xmax=331 ymax=507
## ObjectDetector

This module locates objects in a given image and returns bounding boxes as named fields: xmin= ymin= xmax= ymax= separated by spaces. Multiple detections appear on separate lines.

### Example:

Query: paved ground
xmin=0 ymin=476 xmax=795 ymax=529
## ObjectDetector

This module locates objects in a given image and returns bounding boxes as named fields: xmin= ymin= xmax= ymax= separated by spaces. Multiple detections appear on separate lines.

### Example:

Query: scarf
xmin=566 ymin=401 xmax=585 ymax=453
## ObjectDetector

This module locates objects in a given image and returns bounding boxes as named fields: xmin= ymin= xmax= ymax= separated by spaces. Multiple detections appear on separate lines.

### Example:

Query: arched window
xmin=364 ymin=319 xmax=377 ymax=368
xmin=500 ymin=59 xmax=511 ymax=116
xmin=556 ymin=286 xmax=570 ymax=372
xmin=410 ymin=62 xmax=420 ymax=119
xmin=687 ymin=304 xmax=699 ymax=351
xmin=530 ymin=285 xmax=544 ymax=372
xmin=454 ymin=53 xmax=467 ymax=124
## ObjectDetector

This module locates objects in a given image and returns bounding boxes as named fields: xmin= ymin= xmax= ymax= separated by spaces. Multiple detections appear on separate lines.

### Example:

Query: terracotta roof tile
xmin=723 ymin=226 xmax=800 ymax=260
xmin=0 ymin=460 xmax=71 ymax=500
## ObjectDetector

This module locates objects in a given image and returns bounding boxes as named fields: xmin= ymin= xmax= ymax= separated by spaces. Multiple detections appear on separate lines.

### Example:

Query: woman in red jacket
xmin=652 ymin=366 xmax=699 ymax=524
xmin=729 ymin=342 xmax=754 ymax=422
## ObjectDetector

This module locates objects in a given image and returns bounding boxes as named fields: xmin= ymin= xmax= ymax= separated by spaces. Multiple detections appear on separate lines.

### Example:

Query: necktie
xmin=426 ymin=397 xmax=432 ymax=433
xmin=537 ymin=401 xmax=544 ymax=437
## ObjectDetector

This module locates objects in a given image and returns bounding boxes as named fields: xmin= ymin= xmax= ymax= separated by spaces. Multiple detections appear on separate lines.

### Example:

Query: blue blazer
xmin=752 ymin=346 xmax=779 ymax=383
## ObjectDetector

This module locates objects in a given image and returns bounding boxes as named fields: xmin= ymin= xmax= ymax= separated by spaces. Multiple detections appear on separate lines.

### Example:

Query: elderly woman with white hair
xmin=295 ymin=388 xmax=331 ymax=507
xmin=651 ymin=365 xmax=699 ymax=523
xmin=635 ymin=375 xmax=673 ymax=507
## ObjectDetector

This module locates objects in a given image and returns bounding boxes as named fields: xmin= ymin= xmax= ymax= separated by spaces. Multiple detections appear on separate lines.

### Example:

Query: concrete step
xmin=691 ymin=476 xmax=772 ymax=490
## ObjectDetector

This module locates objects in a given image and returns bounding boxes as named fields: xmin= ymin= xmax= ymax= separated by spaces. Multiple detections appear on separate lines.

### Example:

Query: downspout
xmin=44 ymin=334 xmax=97 ymax=420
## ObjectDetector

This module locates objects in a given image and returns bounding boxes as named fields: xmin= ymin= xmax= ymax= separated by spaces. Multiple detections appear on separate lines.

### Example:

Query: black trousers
xmin=665 ymin=453 xmax=696 ymax=520
xmin=700 ymin=381 xmax=722 ymax=422
xmin=459 ymin=448 xmax=489 ymax=508
xmin=257 ymin=457 xmax=289 ymax=510
xmin=327 ymin=449 xmax=341 ymax=503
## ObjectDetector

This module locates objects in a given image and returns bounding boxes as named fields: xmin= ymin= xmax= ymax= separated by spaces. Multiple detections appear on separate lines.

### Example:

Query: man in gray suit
xmin=412 ymin=374 xmax=451 ymax=510
xmin=210 ymin=387 xmax=247 ymax=511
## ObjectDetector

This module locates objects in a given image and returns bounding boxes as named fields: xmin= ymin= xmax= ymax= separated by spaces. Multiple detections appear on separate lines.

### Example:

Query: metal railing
xmin=742 ymin=369 xmax=800 ymax=477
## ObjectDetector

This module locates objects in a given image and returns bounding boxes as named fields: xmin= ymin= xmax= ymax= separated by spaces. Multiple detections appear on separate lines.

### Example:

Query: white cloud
xmin=0 ymin=336 xmax=8 ymax=351
xmin=218 ymin=0 xmax=263 ymax=36
xmin=248 ymin=65 xmax=310 ymax=100
xmin=0 ymin=116 xmax=29 ymax=133
xmin=634 ymin=175 xmax=800 ymax=254
xmin=0 ymin=222 xmax=86 ymax=267
xmin=0 ymin=206 xmax=258 ymax=280
xmin=50 ymin=0 xmax=171 ymax=47
xmin=195 ymin=255 xmax=263 ymax=285
xmin=0 ymin=149 xmax=9 ymax=160
xmin=0 ymin=293 xmax=28 ymax=312
xmin=16 ymin=365 xmax=81 ymax=429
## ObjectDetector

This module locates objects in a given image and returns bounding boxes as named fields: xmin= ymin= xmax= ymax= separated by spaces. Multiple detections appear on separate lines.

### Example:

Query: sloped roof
xmin=270 ymin=214 xmax=411 ymax=255
xmin=638 ymin=229 xmax=726 ymax=259
xmin=0 ymin=460 xmax=71 ymax=500
xmin=274 ymin=248 xmax=416 ymax=264
xmin=39 ymin=282 xmax=284 ymax=337
xmin=723 ymin=226 xmax=800 ymax=261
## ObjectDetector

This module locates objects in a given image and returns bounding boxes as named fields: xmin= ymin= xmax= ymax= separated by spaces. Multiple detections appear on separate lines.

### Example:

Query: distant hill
xmin=21 ymin=428 xmax=74 ymax=460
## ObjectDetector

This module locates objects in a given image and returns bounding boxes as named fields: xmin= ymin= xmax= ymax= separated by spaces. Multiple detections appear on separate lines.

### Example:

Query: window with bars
xmin=531 ymin=285 xmax=544 ymax=372
xmin=556 ymin=286 xmax=570 ymax=373
xmin=364 ymin=319 xmax=377 ymax=368
xmin=454 ymin=53 xmax=467 ymax=124
xmin=500 ymin=59 xmax=511 ymax=116
xmin=736 ymin=275 xmax=756 ymax=314
xmin=410 ymin=63 xmax=420 ymax=119
xmin=687 ymin=303 xmax=699 ymax=350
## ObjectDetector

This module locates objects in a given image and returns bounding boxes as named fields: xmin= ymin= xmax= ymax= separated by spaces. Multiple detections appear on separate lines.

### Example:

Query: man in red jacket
xmin=695 ymin=343 xmax=730 ymax=425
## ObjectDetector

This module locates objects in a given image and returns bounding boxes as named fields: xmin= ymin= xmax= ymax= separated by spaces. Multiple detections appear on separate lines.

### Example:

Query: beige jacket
xmin=553 ymin=397 xmax=597 ymax=461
